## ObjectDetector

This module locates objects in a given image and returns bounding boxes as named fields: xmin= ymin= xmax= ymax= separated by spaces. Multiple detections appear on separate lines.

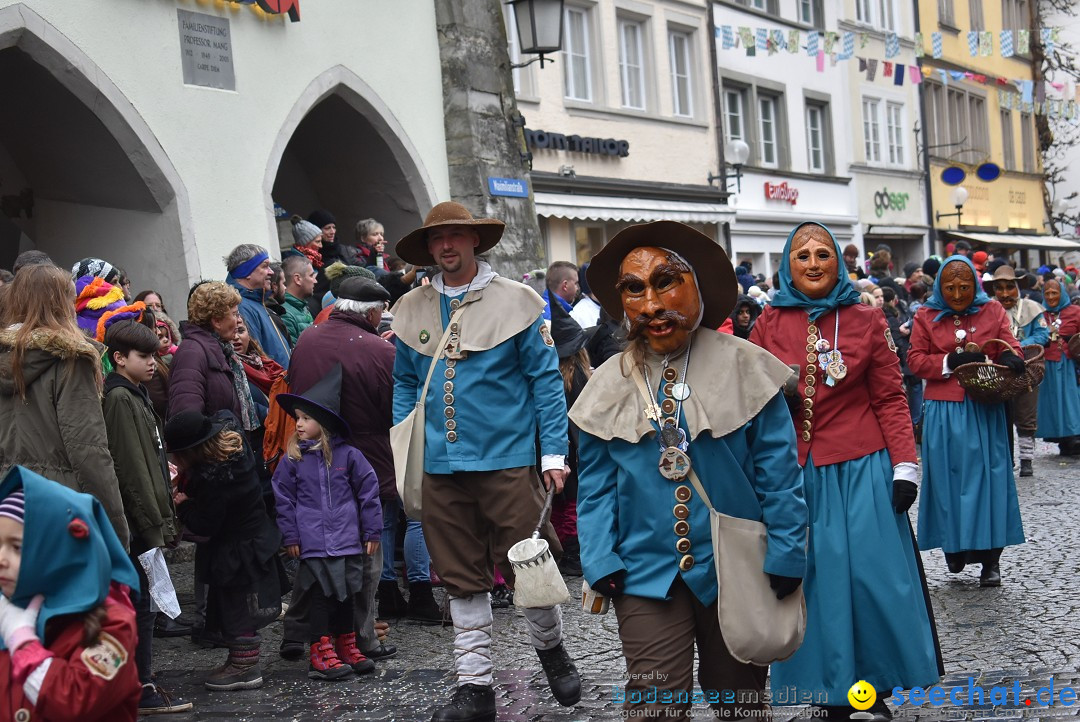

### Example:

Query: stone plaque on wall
xmin=177 ymin=9 xmax=236 ymax=91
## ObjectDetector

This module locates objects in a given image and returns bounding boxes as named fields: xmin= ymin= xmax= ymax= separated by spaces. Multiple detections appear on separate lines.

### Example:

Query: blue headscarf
xmin=0 ymin=466 xmax=139 ymax=649
xmin=1043 ymin=279 xmax=1072 ymax=313
xmin=923 ymin=255 xmax=991 ymax=322
xmin=770 ymin=222 xmax=862 ymax=322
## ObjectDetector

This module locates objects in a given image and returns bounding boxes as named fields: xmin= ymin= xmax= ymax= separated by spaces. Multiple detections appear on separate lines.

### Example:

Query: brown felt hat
xmin=586 ymin=221 xmax=737 ymax=329
xmin=395 ymin=202 xmax=505 ymax=266
xmin=982 ymin=264 xmax=1035 ymax=292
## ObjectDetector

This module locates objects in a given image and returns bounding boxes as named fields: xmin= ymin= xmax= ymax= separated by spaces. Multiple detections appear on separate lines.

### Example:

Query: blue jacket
xmin=227 ymin=277 xmax=292 ymax=369
xmin=542 ymin=288 xmax=573 ymax=321
xmin=392 ymin=291 xmax=568 ymax=474
xmin=577 ymin=392 xmax=806 ymax=605
xmin=272 ymin=437 xmax=382 ymax=560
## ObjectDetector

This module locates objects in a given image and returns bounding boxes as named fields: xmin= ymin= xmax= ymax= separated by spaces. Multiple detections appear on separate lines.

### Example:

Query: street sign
xmin=488 ymin=177 xmax=529 ymax=198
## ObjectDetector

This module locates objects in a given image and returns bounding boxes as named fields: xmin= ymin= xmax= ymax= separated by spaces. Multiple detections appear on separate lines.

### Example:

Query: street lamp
xmin=508 ymin=0 xmax=564 ymax=69
xmin=708 ymin=139 xmax=751 ymax=193
xmin=936 ymin=185 xmax=969 ymax=225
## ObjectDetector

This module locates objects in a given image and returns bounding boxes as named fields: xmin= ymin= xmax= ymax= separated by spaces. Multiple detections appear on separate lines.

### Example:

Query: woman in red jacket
xmin=750 ymin=222 xmax=939 ymax=720
xmin=1035 ymin=279 xmax=1080 ymax=454
xmin=908 ymin=255 xmax=1026 ymax=586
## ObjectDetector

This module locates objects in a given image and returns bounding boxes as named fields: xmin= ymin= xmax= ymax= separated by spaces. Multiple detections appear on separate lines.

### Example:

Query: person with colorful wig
xmin=0 ymin=465 xmax=142 ymax=721
xmin=908 ymin=255 xmax=1026 ymax=586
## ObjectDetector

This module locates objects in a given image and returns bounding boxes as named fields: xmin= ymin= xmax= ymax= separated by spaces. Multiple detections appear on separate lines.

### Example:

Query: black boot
xmin=557 ymin=536 xmax=582 ymax=576
xmin=980 ymin=549 xmax=1002 ymax=587
xmin=944 ymin=551 xmax=967 ymax=574
xmin=431 ymin=683 xmax=496 ymax=722
xmin=408 ymin=581 xmax=445 ymax=625
xmin=1019 ymin=459 xmax=1033 ymax=477
xmin=536 ymin=642 xmax=581 ymax=707
xmin=378 ymin=580 xmax=407 ymax=619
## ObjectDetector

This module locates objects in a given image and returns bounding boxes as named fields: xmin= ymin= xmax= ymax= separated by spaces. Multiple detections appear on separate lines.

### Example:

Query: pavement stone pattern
xmin=149 ymin=441 xmax=1080 ymax=720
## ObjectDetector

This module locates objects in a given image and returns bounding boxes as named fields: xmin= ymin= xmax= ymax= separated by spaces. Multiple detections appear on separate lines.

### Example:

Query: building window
xmin=806 ymin=103 xmax=827 ymax=173
xmin=886 ymin=102 xmax=905 ymax=166
xmin=669 ymin=31 xmax=694 ymax=118
xmin=857 ymin=0 xmax=894 ymax=29
xmin=879 ymin=0 xmax=896 ymax=30
xmin=1002 ymin=0 xmax=1029 ymax=35
xmin=759 ymin=95 xmax=779 ymax=168
xmin=863 ymin=98 xmax=882 ymax=164
xmin=505 ymin=4 xmax=536 ymax=97
xmin=574 ymin=224 xmax=606 ymax=267
xmin=939 ymin=0 xmax=955 ymax=25
xmin=1021 ymin=112 xmax=1034 ymax=173
xmin=969 ymin=0 xmax=985 ymax=30
xmin=618 ymin=19 xmax=646 ymax=110
xmin=855 ymin=0 xmax=872 ymax=23
xmin=1000 ymin=109 xmax=1015 ymax=171
xmin=744 ymin=0 xmax=767 ymax=9
xmin=563 ymin=6 xmax=593 ymax=102
xmin=798 ymin=0 xmax=823 ymax=28
xmin=724 ymin=87 xmax=747 ymax=144
xmin=968 ymin=95 xmax=988 ymax=154
xmin=923 ymin=81 xmax=945 ymax=151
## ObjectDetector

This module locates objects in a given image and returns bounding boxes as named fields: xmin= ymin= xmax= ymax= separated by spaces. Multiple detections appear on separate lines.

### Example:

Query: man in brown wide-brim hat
xmin=984 ymin=264 xmax=1048 ymax=477
xmin=390 ymin=201 xmax=580 ymax=722
xmin=569 ymin=220 xmax=808 ymax=719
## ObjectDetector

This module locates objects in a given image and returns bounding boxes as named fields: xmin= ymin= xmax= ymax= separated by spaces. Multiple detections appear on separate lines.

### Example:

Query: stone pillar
xmin=435 ymin=0 xmax=544 ymax=279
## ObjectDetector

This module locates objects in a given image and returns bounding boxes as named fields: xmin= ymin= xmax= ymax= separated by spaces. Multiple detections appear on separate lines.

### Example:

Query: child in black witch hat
xmin=271 ymin=364 xmax=383 ymax=680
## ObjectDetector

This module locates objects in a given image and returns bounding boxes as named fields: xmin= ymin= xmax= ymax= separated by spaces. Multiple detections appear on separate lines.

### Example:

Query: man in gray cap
xmin=284 ymin=276 xmax=401 ymax=661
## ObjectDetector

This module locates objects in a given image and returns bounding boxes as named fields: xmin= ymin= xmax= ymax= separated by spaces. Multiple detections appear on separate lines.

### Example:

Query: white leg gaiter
xmin=1018 ymin=434 xmax=1035 ymax=461
xmin=522 ymin=604 xmax=563 ymax=651
xmin=449 ymin=594 xmax=494 ymax=687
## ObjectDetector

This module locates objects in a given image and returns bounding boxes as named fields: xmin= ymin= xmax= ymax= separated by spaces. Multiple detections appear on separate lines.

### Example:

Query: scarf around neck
xmin=294 ymin=244 xmax=324 ymax=270
xmin=770 ymin=222 xmax=862 ymax=322
xmin=219 ymin=336 xmax=259 ymax=431
xmin=433 ymin=260 xmax=498 ymax=296
xmin=924 ymin=255 xmax=991 ymax=322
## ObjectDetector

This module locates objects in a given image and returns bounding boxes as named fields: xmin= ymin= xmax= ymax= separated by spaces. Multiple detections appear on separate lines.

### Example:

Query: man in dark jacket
xmin=730 ymin=295 xmax=762 ymax=340
xmin=284 ymin=277 xmax=421 ymax=660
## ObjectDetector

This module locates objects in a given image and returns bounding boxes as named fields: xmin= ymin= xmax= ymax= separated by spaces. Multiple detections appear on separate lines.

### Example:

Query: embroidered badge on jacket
xmin=884 ymin=327 xmax=898 ymax=353
xmin=540 ymin=324 xmax=555 ymax=347
xmin=80 ymin=631 xmax=129 ymax=680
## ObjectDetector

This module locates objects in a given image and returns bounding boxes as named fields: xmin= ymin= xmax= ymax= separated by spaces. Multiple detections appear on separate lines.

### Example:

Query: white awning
xmin=947 ymin=231 xmax=1080 ymax=251
xmin=534 ymin=192 xmax=734 ymax=224
xmin=864 ymin=225 xmax=928 ymax=237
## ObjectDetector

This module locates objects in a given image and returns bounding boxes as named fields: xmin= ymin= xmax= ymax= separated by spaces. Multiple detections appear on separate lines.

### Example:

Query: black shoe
xmin=279 ymin=638 xmax=305 ymax=660
xmin=557 ymin=537 xmax=583 ymax=576
xmin=191 ymin=626 xmax=228 ymax=649
xmin=431 ymin=683 xmax=497 ymax=722
xmin=944 ymin=551 xmax=967 ymax=574
xmin=139 ymin=682 xmax=193 ymax=714
xmin=980 ymin=562 xmax=1002 ymax=587
xmin=536 ymin=642 xmax=581 ymax=707
xmin=362 ymin=642 xmax=398 ymax=660
xmin=408 ymin=581 xmax=446 ymax=624
xmin=378 ymin=580 xmax=408 ymax=619
xmin=490 ymin=585 xmax=513 ymax=609
xmin=1019 ymin=459 xmax=1034 ymax=477
xmin=154 ymin=615 xmax=193 ymax=638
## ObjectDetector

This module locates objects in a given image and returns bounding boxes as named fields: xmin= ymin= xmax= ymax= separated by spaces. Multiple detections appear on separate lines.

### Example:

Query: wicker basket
xmin=1068 ymin=333 xmax=1080 ymax=361
xmin=954 ymin=338 xmax=1045 ymax=404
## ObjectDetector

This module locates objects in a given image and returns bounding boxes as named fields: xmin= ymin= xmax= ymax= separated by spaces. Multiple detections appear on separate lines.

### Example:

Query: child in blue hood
xmin=272 ymin=365 xmax=382 ymax=680
xmin=0 ymin=466 xmax=142 ymax=721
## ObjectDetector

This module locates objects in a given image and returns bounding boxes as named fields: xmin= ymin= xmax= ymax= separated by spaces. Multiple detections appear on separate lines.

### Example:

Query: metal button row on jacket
xmin=801 ymin=325 xmax=820 ymax=441
xmin=673 ymin=485 xmax=694 ymax=571
xmin=444 ymin=357 xmax=459 ymax=443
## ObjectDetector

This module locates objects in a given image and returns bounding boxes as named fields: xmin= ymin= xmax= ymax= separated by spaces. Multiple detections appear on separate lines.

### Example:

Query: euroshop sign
xmin=764 ymin=181 xmax=799 ymax=206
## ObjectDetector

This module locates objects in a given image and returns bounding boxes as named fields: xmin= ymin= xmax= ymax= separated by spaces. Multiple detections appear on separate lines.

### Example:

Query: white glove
xmin=0 ymin=594 xmax=44 ymax=651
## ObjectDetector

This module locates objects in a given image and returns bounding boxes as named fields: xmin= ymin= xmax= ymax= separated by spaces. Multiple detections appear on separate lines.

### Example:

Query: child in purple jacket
xmin=271 ymin=365 xmax=382 ymax=680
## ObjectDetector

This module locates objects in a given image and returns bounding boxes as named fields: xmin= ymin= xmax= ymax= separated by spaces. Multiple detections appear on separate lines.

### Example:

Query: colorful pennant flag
xmin=967 ymin=31 xmax=979 ymax=57
xmin=914 ymin=32 xmax=924 ymax=58
xmin=885 ymin=33 xmax=900 ymax=59
xmin=932 ymin=32 xmax=943 ymax=59
xmin=1018 ymin=29 xmax=1030 ymax=54
xmin=979 ymin=31 xmax=992 ymax=57
xmin=1000 ymin=30 xmax=1014 ymax=58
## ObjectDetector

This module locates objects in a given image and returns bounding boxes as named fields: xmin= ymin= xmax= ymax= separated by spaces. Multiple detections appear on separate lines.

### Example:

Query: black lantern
xmin=508 ymin=0 xmax=565 ymax=69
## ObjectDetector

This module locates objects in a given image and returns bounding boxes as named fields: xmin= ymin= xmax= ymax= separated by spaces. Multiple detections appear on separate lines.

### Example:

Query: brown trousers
xmin=1009 ymin=387 xmax=1039 ymax=436
xmin=613 ymin=577 xmax=768 ymax=720
xmin=421 ymin=467 xmax=561 ymax=598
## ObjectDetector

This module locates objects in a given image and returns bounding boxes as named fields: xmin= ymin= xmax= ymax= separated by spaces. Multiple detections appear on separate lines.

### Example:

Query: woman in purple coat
xmin=271 ymin=365 xmax=383 ymax=681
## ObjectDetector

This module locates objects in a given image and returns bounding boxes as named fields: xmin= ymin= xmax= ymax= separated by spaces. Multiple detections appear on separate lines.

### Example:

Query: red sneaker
xmin=308 ymin=636 xmax=353 ymax=680
xmin=334 ymin=631 xmax=375 ymax=674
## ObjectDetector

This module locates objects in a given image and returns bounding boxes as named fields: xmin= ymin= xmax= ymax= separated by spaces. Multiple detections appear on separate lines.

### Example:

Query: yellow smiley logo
xmin=847 ymin=680 xmax=877 ymax=710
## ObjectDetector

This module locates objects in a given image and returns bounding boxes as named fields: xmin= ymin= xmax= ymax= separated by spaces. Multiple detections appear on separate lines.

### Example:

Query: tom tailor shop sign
xmin=525 ymin=128 xmax=630 ymax=157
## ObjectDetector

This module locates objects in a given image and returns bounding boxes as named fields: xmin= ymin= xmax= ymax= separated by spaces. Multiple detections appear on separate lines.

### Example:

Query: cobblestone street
xmin=151 ymin=442 xmax=1080 ymax=720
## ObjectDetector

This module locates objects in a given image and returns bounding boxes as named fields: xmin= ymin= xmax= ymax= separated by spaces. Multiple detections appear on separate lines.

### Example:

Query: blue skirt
xmin=1036 ymin=357 xmax=1080 ymax=439
xmin=917 ymin=398 xmax=1025 ymax=553
xmin=770 ymin=450 xmax=939 ymax=706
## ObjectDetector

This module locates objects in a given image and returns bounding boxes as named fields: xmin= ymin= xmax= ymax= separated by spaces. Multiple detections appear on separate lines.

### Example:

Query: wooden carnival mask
xmin=1044 ymin=280 xmax=1062 ymax=309
xmin=789 ymin=224 xmax=840 ymax=300
xmin=617 ymin=246 xmax=702 ymax=355
xmin=940 ymin=260 xmax=977 ymax=313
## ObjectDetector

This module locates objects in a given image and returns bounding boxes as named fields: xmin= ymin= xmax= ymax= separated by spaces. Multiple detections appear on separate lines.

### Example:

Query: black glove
xmin=592 ymin=570 xmax=626 ymax=598
xmin=947 ymin=350 xmax=985 ymax=370
xmin=996 ymin=350 xmax=1026 ymax=374
xmin=768 ymin=574 xmax=802 ymax=600
xmin=892 ymin=479 xmax=918 ymax=514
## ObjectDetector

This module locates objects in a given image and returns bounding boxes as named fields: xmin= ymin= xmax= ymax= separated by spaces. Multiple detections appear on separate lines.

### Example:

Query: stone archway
xmin=0 ymin=4 xmax=197 ymax=307
xmin=265 ymin=65 xmax=439 ymax=258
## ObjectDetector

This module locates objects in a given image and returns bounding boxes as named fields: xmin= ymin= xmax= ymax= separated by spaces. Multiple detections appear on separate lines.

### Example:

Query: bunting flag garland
xmin=883 ymin=61 xmax=894 ymax=78
xmin=932 ymin=32 xmax=943 ymax=59
xmin=824 ymin=31 xmax=838 ymax=55
xmin=806 ymin=30 xmax=819 ymax=57
xmin=721 ymin=24 xmax=735 ymax=49
xmin=756 ymin=27 xmax=768 ymax=51
xmin=866 ymin=58 xmax=878 ymax=82
xmin=839 ymin=31 xmax=855 ymax=60
xmin=894 ymin=63 xmax=905 ymax=86
xmin=1018 ymin=29 xmax=1030 ymax=54
xmin=967 ymin=31 xmax=979 ymax=57
xmin=816 ymin=51 xmax=826 ymax=72
xmin=788 ymin=29 xmax=801 ymax=53
xmin=1000 ymin=30 xmax=1014 ymax=58
xmin=914 ymin=32 xmax=924 ymax=58
xmin=1041 ymin=28 xmax=1054 ymax=53
xmin=885 ymin=33 xmax=900 ymax=59
xmin=980 ymin=31 xmax=993 ymax=57
xmin=909 ymin=65 xmax=922 ymax=85
xmin=860 ymin=32 xmax=870 ymax=49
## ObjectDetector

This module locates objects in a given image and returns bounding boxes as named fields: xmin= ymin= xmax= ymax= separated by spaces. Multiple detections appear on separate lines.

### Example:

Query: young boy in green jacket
xmin=103 ymin=319 xmax=191 ymax=715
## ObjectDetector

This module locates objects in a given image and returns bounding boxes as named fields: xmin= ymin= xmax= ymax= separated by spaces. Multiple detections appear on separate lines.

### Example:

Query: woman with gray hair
xmin=354 ymin=218 xmax=387 ymax=271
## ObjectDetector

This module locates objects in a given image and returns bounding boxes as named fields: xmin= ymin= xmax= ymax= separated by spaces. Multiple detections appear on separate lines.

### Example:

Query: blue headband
xmin=231 ymin=252 xmax=269 ymax=280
